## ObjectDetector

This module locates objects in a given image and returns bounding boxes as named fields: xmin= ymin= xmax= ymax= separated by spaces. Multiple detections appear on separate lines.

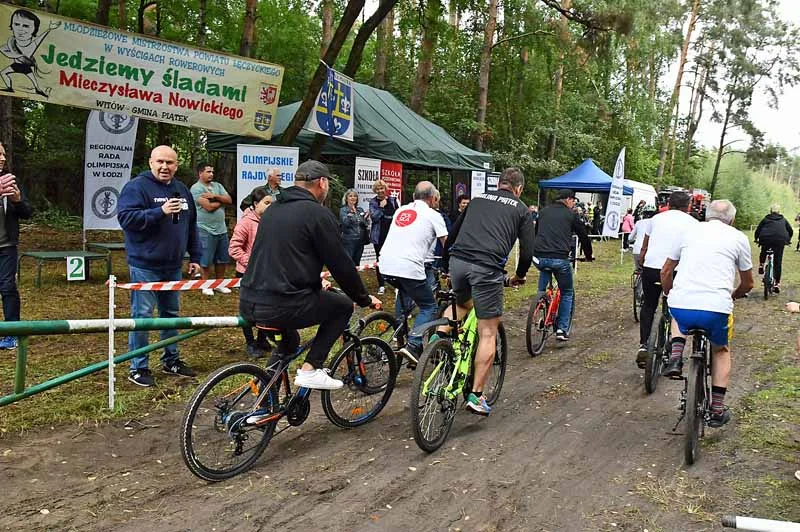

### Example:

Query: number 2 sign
xmin=66 ymin=256 xmax=86 ymax=281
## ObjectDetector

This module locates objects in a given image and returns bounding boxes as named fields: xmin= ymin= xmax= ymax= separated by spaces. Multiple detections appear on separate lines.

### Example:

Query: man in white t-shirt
xmin=628 ymin=206 xmax=656 ymax=271
xmin=379 ymin=181 xmax=448 ymax=366
xmin=660 ymin=200 xmax=754 ymax=427
xmin=635 ymin=191 xmax=698 ymax=368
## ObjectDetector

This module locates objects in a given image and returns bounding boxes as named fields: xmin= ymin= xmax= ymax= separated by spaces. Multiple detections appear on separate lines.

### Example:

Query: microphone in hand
xmin=171 ymin=191 xmax=181 ymax=224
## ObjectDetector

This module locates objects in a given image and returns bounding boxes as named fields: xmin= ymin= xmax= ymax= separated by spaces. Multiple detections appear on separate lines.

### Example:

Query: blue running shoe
xmin=465 ymin=393 xmax=491 ymax=416
xmin=0 ymin=336 xmax=17 ymax=350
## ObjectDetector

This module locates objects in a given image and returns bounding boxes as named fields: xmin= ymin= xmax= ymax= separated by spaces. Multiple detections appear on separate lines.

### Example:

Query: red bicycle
xmin=526 ymin=276 xmax=575 ymax=356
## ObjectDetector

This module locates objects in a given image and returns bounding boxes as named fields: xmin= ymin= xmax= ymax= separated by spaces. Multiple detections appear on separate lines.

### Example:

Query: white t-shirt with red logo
xmin=378 ymin=200 xmax=448 ymax=280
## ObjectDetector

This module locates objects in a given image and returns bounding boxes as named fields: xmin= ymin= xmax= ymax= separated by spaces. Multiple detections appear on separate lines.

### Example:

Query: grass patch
xmin=583 ymin=351 xmax=612 ymax=368
xmin=635 ymin=475 xmax=716 ymax=523
xmin=726 ymin=475 xmax=800 ymax=522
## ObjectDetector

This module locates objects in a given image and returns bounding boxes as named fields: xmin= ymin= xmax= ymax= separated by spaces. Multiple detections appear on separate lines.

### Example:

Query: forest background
xmin=2 ymin=0 xmax=800 ymax=230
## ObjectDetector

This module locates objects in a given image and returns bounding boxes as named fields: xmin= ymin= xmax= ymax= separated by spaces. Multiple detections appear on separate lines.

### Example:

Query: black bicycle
xmin=675 ymin=327 xmax=714 ymax=465
xmin=761 ymin=247 xmax=775 ymax=300
xmin=644 ymin=293 xmax=671 ymax=394
xmin=180 ymin=310 xmax=396 ymax=482
xmin=632 ymin=269 xmax=644 ymax=323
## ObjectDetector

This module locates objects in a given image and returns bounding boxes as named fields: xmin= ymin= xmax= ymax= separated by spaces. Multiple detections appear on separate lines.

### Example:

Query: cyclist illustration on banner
xmin=308 ymin=66 xmax=354 ymax=141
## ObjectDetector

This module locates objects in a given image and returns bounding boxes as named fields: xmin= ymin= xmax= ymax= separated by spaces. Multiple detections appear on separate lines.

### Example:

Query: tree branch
xmin=492 ymin=30 xmax=554 ymax=50
xmin=538 ymin=0 xmax=612 ymax=31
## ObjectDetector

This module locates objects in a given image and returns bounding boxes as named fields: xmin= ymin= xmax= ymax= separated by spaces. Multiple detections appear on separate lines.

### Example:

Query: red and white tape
xmin=114 ymin=263 xmax=379 ymax=291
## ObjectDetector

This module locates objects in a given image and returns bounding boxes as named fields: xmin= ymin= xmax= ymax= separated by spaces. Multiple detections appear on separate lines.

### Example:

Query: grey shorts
xmin=449 ymin=257 xmax=504 ymax=319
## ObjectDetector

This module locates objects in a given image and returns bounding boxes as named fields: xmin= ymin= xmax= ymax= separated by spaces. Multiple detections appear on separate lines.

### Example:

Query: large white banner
xmin=307 ymin=67 xmax=354 ymax=141
xmin=83 ymin=110 xmax=138 ymax=230
xmin=471 ymin=171 xmax=486 ymax=198
xmin=603 ymin=147 xmax=626 ymax=238
xmin=236 ymin=144 xmax=299 ymax=220
xmin=354 ymin=157 xmax=381 ymax=212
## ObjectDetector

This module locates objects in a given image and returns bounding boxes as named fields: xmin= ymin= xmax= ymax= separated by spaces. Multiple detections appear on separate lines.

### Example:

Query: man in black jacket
xmin=755 ymin=204 xmax=793 ymax=293
xmin=239 ymin=160 xmax=380 ymax=390
xmin=533 ymin=189 xmax=593 ymax=341
xmin=0 ymin=143 xmax=32 ymax=350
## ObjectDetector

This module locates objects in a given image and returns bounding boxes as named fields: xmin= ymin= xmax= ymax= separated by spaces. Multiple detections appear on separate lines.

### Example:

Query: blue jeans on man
xmin=535 ymin=257 xmax=574 ymax=333
xmin=387 ymin=275 xmax=438 ymax=355
xmin=128 ymin=265 xmax=182 ymax=371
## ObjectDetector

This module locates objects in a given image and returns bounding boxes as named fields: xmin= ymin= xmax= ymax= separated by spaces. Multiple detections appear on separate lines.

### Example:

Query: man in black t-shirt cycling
xmin=443 ymin=168 xmax=535 ymax=416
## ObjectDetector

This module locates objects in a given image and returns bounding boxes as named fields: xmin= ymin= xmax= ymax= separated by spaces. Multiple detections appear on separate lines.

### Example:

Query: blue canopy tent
xmin=538 ymin=159 xmax=633 ymax=203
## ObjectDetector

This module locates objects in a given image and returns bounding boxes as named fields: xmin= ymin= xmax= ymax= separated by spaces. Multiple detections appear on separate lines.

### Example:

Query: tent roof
xmin=207 ymin=82 xmax=492 ymax=171
xmin=539 ymin=159 xmax=633 ymax=195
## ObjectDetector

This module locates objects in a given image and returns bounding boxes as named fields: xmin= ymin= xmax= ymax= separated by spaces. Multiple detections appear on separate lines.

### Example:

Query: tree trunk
xmin=546 ymin=0 xmax=571 ymax=161
xmin=280 ymin=0 xmax=365 ymax=147
xmin=656 ymin=0 xmax=701 ymax=178
xmin=118 ymin=0 xmax=127 ymax=30
xmin=240 ymin=0 xmax=258 ymax=57
xmin=410 ymin=0 xmax=443 ymax=114
xmin=473 ymin=0 xmax=499 ymax=151
xmin=374 ymin=8 xmax=394 ymax=88
xmin=710 ymin=90 xmax=735 ymax=198
xmin=321 ymin=0 xmax=334 ymax=56
xmin=96 ymin=0 xmax=112 ymax=25
xmin=683 ymin=64 xmax=707 ymax=168
xmin=448 ymin=0 xmax=459 ymax=28
xmin=197 ymin=0 xmax=208 ymax=46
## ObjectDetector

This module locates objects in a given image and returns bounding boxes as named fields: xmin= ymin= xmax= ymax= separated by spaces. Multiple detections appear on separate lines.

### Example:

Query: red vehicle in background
xmin=656 ymin=186 xmax=709 ymax=219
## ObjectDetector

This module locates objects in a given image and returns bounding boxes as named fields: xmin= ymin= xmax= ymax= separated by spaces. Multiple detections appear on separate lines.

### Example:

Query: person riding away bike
xmin=629 ymin=206 xmax=656 ymax=272
xmin=239 ymin=160 xmax=381 ymax=390
xmin=660 ymin=200 xmax=754 ymax=427
xmin=442 ymin=168 xmax=535 ymax=416
xmin=531 ymin=189 xmax=593 ymax=342
xmin=755 ymin=204 xmax=792 ymax=294
xmin=378 ymin=181 xmax=448 ymax=367
xmin=636 ymin=191 xmax=697 ymax=368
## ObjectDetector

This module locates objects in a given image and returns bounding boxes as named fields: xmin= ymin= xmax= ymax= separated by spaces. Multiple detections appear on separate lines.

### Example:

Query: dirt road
xmin=0 ymin=282 xmax=795 ymax=531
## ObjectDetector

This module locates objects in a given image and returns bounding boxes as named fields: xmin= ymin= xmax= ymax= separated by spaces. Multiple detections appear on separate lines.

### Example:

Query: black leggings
xmin=639 ymin=267 xmax=662 ymax=345
xmin=759 ymin=242 xmax=785 ymax=283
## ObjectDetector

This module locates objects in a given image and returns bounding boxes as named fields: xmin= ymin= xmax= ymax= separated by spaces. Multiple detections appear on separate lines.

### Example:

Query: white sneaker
xmin=201 ymin=288 xmax=214 ymax=296
xmin=293 ymin=368 xmax=343 ymax=390
xmin=377 ymin=286 xmax=385 ymax=295
xmin=214 ymin=286 xmax=232 ymax=294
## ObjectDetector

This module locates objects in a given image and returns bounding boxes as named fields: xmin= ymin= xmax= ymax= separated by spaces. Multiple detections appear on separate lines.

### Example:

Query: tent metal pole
xmin=437 ymin=168 xmax=440 ymax=190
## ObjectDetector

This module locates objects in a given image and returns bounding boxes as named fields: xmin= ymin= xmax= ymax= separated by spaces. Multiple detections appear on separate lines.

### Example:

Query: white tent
xmin=623 ymin=179 xmax=657 ymax=212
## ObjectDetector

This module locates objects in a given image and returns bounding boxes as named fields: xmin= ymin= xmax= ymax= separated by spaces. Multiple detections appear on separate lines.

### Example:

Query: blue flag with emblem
xmin=307 ymin=65 xmax=354 ymax=141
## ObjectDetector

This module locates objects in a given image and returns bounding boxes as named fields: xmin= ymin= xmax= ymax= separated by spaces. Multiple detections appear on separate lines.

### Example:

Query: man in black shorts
xmin=443 ymin=168 xmax=535 ymax=415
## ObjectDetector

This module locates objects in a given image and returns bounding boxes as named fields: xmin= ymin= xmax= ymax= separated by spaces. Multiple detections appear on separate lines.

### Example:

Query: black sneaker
xmin=636 ymin=344 xmax=648 ymax=369
xmin=162 ymin=360 xmax=197 ymax=377
xmin=708 ymin=408 xmax=731 ymax=428
xmin=555 ymin=329 xmax=569 ymax=342
xmin=255 ymin=339 xmax=273 ymax=352
xmin=773 ymin=284 xmax=781 ymax=294
xmin=246 ymin=344 xmax=265 ymax=359
xmin=128 ymin=369 xmax=155 ymax=387
xmin=662 ymin=357 xmax=683 ymax=378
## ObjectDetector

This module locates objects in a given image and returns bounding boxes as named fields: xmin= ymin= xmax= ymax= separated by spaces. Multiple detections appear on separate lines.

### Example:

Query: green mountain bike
xmin=408 ymin=288 xmax=507 ymax=452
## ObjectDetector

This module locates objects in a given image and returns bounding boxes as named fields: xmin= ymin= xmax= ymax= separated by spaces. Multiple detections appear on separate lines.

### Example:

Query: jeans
xmin=342 ymin=238 xmax=364 ymax=266
xmin=239 ymin=289 xmax=353 ymax=369
xmin=535 ymin=257 xmax=574 ymax=332
xmin=236 ymin=271 xmax=266 ymax=346
xmin=0 ymin=246 xmax=20 ymax=322
xmin=128 ymin=265 xmax=182 ymax=372
xmin=198 ymin=228 xmax=230 ymax=267
xmin=385 ymin=275 xmax=438 ymax=354
xmin=639 ymin=267 xmax=662 ymax=345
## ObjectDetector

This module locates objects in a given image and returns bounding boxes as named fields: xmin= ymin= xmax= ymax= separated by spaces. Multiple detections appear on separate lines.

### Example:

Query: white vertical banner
xmin=236 ymin=144 xmax=299 ymax=220
xmin=603 ymin=147 xmax=626 ymax=238
xmin=83 ymin=111 xmax=138 ymax=230
xmin=471 ymin=171 xmax=486 ymax=198
xmin=354 ymin=157 xmax=382 ymax=212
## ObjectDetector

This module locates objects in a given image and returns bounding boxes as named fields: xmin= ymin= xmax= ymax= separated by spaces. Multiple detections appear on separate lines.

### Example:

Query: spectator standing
xmin=450 ymin=194 xmax=470 ymax=225
xmin=118 ymin=145 xmax=202 ymax=387
xmin=369 ymin=179 xmax=398 ymax=295
xmin=339 ymin=188 xmax=369 ymax=265
xmin=190 ymin=162 xmax=232 ymax=296
xmin=621 ymin=208 xmax=635 ymax=249
xmin=633 ymin=200 xmax=646 ymax=222
xmin=240 ymin=167 xmax=282 ymax=211
xmin=592 ymin=201 xmax=604 ymax=234
xmin=0 ymin=142 xmax=32 ymax=350
xmin=229 ymin=188 xmax=272 ymax=358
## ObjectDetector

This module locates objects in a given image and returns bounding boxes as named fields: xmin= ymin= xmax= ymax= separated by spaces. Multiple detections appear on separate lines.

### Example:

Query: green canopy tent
xmin=207 ymin=82 xmax=492 ymax=171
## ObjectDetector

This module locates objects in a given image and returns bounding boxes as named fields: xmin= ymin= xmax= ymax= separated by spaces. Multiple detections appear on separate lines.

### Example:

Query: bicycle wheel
xmin=633 ymin=275 xmax=643 ymax=323
xmin=644 ymin=308 xmax=666 ymax=394
xmin=411 ymin=339 xmax=458 ymax=453
xmin=526 ymin=296 xmax=548 ymax=357
xmin=180 ymin=362 xmax=279 ymax=482
xmin=763 ymin=261 xmax=772 ymax=300
xmin=355 ymin=311 xmax=397 ymax=342
xmin=684 ymin=357 xmax=706 ymax=465
xmin=483 ymin=323 xmax=507 ymax=406
xmin=321 ymin=338 xmax=397 ymax=428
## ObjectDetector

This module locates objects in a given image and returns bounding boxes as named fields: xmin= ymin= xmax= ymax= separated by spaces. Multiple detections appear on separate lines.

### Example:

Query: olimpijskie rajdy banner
xmin=0 ymin=5 xmax=285 ymax=138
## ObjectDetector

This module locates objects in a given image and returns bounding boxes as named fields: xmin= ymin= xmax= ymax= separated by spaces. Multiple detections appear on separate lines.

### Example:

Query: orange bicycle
xmin=525 ymin=276 xmax=575 ymax=356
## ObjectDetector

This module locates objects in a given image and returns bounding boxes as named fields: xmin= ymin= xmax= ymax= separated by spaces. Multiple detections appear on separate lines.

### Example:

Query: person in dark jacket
xmin=755 ymin=204 xmax=793 ymax=293
xmin=0 ymin=142 xmax=32 ymax=350
xmin=368 ymin=179 xmax=398 ymax=295
xmin=339 ymin=188 xmax=369 ymax=265
xmin=117 ymin=145 xmax=203 ymax=387
xmin=532 ymin=189 xmax=593 ymax=341
xmin=449 ymin=194 xmax=470 ymax=225
xmin=240 ymin=160 xmax=380 ymax=391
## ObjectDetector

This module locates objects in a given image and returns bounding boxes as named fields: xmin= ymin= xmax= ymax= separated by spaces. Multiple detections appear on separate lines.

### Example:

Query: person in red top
xmin=229 ymin=188 xmax=272 ymax=357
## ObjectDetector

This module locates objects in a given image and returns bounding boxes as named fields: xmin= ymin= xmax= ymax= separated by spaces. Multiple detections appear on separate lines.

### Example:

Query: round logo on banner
xmin=92 ymin=187 xmax=120 ymax=219
xmin=605 ymin=211 xmax=619 ymax=232
xmin=395 ymin=210 xmax=417 ymax=227
xmin=98 ymin=112 xmax=136 ymax=135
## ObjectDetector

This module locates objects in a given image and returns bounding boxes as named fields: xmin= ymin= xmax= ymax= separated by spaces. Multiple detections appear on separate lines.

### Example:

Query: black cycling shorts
xmin=449 ymin=257 xmax=504 ymax=319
